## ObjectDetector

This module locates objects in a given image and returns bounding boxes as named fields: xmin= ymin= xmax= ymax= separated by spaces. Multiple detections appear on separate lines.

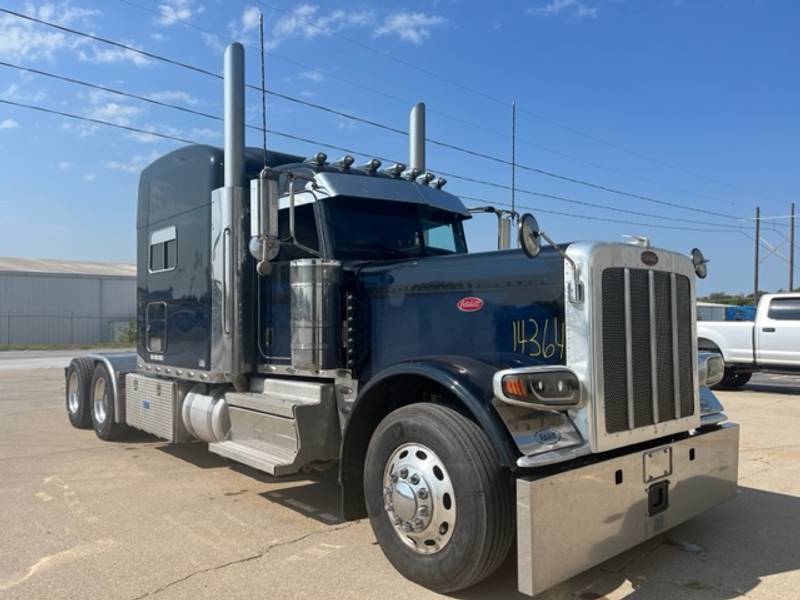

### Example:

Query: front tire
xmin=364 ymin=404 xmax=513 ymax=593
xmin=90 ymin=364 xmax=126 ymax=440
xmin=713 ymin=368 xmax=752 ymax=390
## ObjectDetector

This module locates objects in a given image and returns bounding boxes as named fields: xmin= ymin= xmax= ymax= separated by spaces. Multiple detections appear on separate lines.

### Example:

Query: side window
xmin=424 ymin=223 xmax=457 ymax=252
xmin=146 ymin=302 xmax=168 ymax=353
xmin=277 ymin=203 xmax=319 ymax=259
xmin=149 ymin=226 xmax=177 ymax=272
xmin=767 ymin=297 xmax=800 ymax=321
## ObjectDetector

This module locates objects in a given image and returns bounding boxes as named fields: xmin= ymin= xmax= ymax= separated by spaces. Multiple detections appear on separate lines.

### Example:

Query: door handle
xmin=762 ymin=327 xmax=776 ymax=333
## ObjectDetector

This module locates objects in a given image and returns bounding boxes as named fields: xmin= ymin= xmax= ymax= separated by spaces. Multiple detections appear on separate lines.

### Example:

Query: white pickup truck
xmin=697 ymin=292 xmax=800 ymax=388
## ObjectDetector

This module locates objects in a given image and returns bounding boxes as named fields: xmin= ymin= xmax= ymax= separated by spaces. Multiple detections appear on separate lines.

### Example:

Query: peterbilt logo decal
xmin=641 ymin=251 xmax=659 ymax=266
xmin=457 ymin=297 xmax=484 ymax=312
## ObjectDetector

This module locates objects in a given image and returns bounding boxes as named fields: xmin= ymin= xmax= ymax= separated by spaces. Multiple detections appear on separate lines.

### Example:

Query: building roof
xmin=0 ymin=257 xmax=136 ymax=277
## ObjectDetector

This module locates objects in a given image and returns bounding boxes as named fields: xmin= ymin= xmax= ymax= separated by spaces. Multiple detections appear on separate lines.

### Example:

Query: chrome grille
xmin=602 ymin=268 xmax=694 ymax=434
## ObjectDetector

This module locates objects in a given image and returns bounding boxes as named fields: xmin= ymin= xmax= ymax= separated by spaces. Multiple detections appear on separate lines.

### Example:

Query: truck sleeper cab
xmin=63 ymin=41 xmax=739 ymax=597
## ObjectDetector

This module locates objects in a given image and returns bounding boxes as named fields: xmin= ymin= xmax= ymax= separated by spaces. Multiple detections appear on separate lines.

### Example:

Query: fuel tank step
xmin=207 ymin=378 xmax=340 ymax=476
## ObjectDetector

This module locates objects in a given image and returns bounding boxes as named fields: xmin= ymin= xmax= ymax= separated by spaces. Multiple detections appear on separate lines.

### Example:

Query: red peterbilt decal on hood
xmin=457 ymin=297 xmax=484 ymax=312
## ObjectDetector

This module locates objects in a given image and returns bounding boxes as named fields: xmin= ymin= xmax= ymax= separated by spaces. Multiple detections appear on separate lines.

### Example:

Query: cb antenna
xmin=259 ymin=11 xmax=268 ymax=170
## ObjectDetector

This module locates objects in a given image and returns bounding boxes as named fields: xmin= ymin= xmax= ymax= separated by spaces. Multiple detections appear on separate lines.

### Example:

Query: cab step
xmin=208 ymin=378 xmax=340 ymax=476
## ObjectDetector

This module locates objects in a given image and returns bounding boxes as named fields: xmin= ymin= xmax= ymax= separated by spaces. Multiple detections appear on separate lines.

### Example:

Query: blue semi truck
xmin=63 ymin=43 xmax=739 ymax=596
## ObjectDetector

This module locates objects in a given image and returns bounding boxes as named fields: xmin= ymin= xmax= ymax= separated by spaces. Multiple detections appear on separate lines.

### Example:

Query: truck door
xmin=756 ymin=296 xmax=800 ymax=367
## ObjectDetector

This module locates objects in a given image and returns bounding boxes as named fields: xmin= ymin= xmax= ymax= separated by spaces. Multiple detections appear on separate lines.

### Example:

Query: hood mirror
xmin=519 ymin=213 xmax=542 ymax=258
xmin=691 ymin=247 xmax=709 ymax=279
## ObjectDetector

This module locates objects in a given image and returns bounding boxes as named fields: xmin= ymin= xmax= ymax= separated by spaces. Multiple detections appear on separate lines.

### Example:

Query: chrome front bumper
xmin=516 ymin=423 xmax=739 ymax=597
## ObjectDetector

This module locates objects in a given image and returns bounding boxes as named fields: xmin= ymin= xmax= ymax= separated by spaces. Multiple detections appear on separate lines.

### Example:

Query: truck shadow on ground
xmin=457 ymin=485 xmax=800 ymax=600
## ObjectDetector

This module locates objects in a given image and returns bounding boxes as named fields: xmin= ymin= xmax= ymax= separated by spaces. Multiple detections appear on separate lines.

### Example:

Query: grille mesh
xmin=602 ymin=268 xmax=694 ymax=434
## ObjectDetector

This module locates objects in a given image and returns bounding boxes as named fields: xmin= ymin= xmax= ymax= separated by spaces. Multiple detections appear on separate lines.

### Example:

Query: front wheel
xmin=364 ymin=404 xmax=514 ymax=593
xmin=713 ymin=368 xmax=752 ymax=390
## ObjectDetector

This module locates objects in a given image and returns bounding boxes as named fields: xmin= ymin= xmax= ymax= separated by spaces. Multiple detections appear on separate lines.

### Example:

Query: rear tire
xmin=713 ymin=368 xmax=752 ymax=390
xmin=65 ymin=358 xmax=94 ymax=429
xmin=364 ymin=404 xmax=514 ymax=593
xmin=90 ymin=364 xmax=127 ymax=440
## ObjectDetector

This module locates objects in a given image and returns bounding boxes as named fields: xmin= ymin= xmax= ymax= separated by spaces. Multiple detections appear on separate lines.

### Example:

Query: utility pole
xmin=790 ymin=202 xmax=796 ymax=291
xmin=753 ymin=206 xmax=760 ymax=303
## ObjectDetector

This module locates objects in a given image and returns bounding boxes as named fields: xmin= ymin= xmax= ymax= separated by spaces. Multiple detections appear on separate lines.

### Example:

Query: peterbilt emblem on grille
xmin=457 ymin=297 xmax=484 ymax=312
xmin=641 ymin=251 xmax=659 ymax=266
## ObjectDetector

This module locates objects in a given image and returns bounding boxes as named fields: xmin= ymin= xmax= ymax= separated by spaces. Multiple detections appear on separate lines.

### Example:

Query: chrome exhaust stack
xmin=409 ymin=102 xmax=426 ymax=173
xmin=209 ymin=42 xmax=251 ymax=389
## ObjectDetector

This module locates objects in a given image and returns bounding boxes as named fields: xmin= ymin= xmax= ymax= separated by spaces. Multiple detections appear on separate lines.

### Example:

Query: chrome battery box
xmin=516 ymin=423 xmax=739 ymax=596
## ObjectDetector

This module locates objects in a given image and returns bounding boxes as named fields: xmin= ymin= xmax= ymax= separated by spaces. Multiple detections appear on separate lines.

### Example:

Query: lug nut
xmin=390 ymin=473 xmax=398 ymax=483
xmin=402 ymin=521 xmax=413 ymax=532
xmin=412 ymin=518 xmax=424 ymax=530
xmin=399 ymin=468 xmax=409 ymax=479
xmin=417 ymin=506 xmax=429 ymax=517
xmin=418 ymin=488 xmax=428 ymax=499
xmin=409 ymin=474 xmax=420 ymax=485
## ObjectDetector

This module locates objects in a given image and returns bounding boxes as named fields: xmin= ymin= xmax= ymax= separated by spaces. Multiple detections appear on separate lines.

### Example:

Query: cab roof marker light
xmin=304 ymin=152 xmax=327 ymax=169
xmin=358 ymin=158 xmax=382 ymax=175
xmin=381 ymin=163 xmax=406 ymax=177
xmin=403 ymin=167 xmax=422 ymax=181
xmin=333 ymin=154 xmax=355 ymax=170
xmin=433 ymin=177 xmax=447 ymax=189
xmin=418 ymin=172 xmax=436 ymax=186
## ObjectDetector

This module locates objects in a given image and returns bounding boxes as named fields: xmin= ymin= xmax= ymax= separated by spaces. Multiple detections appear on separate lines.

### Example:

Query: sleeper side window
xmin=149 ymin=226 xmax=177 ymax=272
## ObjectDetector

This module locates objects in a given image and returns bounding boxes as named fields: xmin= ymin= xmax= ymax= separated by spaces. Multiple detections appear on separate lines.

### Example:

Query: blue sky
xmin=0 ymin=0 xmax=798 ymax=295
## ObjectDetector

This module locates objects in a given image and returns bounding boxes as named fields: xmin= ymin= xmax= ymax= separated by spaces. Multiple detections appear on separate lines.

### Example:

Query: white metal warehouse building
xmin=0 ymin=257 xmax=136 ymax=346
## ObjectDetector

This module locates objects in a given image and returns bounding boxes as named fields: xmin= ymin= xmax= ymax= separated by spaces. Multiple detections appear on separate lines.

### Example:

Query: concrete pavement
xmin=0 ymin=359 xmax=798 ymax=600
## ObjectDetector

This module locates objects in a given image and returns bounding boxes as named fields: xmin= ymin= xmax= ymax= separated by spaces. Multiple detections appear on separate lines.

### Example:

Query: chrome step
xmin=208 ymin=378 xmax=340 ymax=476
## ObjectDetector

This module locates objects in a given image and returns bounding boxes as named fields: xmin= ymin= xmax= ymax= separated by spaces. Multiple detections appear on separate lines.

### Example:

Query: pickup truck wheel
xmin=714 ymin=369 xmax=752 ymax=390
xmin=65 ymin=358 xmax=94 ymax=429
xmin=364 ymin=404 xmax=513 ymax=593
xmin=90 ymin=364 xmax=126 ymax=440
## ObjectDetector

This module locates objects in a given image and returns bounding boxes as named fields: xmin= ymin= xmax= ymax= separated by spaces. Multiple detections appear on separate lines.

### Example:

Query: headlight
xmin=495 ymin=367 xmax=581 ymax=409
xmin=698 ymin=352 xmax=724 ymax=387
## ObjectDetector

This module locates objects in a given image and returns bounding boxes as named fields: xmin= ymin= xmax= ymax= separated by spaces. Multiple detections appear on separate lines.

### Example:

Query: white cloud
xmin=245 ymin=4 xmax=375 ymax=50
xmin=78 ymin=44 xmax=152 ymax=66
xmin=150 ymin=32 xmax=165 ymax=42
xmin=298 ymin=70 xmax=324 ymax=83
xmin=83 ymin=173 xmax=96 ymax=182
xmin=127 ymin=124 xmax=185 ymax=143
xmin=374 ymin=12 xmax=445 ymax=44
xmin=106 ymin=150 xmax=160 ymax=173
xmin=89 ymin=102 xmax=142 ymax=126
xmin=147 ymin=90 xmax=199 ymax=105
xmin=2 ymin=81 xmax=46 ymax=103
xmin=191 ymin=127 xmax=220 ymax=139
xmin=58 ymin=160 xmax=73 ymax=169
xmin=0 ymin=2 xmax=98 ymax=61
xmin=0 ymin=118 xmax=20 ymax=129
xmin=155 ymin=0 xmax=200 ymax=27
xmin=529 ymin=0 xmax=598 ymax=19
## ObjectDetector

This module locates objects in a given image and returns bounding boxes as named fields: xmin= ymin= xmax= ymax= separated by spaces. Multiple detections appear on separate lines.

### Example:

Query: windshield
xmin=323 ymin=196 xmax=467 ymax=260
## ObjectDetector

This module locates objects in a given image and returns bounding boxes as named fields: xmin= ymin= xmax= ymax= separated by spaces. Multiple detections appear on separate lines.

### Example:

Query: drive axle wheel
xmin=65 ymin=358 xmax=94 ymax=429
xmin=365 ymin=404 xmax=513 ymax=593
xmin=90 ymin=364 xmax=126 ymax=441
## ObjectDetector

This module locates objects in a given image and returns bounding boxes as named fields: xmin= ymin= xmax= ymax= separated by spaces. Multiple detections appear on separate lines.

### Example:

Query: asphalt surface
xmin=0 ymin=356 xmax=798 ymax=600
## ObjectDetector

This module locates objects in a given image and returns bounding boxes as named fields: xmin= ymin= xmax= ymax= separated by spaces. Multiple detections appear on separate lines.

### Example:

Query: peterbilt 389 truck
xmin=63 ymin=43 xmax=739 ymax=596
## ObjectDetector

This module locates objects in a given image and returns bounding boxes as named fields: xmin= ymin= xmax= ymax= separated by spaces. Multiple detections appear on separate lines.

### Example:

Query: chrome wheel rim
xmin=67 ymin=372 xmax=79 ymax=414
xmin=382 ymin=443 xmax=456 ymax=555
xmin=92 ymin=377 xmax=107 ymax=424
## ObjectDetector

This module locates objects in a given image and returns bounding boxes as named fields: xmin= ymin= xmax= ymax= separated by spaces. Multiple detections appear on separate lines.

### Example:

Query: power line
xmin=1 ymin=97 xmax=750 ymax=239
xmin=1 ymin=7 xmax=753 ymax=223
xmin=115 ymin=0 xmax=752 ymax=213
xmin=460 ymin=196 xmax=739 ymax=234
xmin=1 ymin=60 xmax=744 ymax=231
xmin=251 ymin=0 xmax=772 ymax=204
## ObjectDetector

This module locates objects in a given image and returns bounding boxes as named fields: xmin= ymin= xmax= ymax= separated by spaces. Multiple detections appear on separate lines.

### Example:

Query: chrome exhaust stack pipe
xmin=224 ymin=42 xmax=246 ymax=187
xmin=409 ymin=102 xmax=426 ymax=173
xmin=209 ymin=42 xmax=250 ymax=390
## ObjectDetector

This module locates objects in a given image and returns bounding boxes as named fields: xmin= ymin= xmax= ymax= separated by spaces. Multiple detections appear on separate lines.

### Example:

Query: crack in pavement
xmin=128 ymin=521 xmax=360 ymax=600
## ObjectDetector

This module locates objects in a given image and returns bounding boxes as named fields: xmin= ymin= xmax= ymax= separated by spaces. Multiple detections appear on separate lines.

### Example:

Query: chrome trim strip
xmin=648 ymin=270 xmax=659 ymax=423
xmin=671 ymin=273 xmax=681 ymax=418
xmin=623 ymin=268 xmax=635 ymax=430
xmin=516 ymin=442 xmax=591 ymax=468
